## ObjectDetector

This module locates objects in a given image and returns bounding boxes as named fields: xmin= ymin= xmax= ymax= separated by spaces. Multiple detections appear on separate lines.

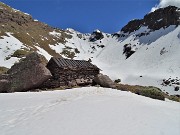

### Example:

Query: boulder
xmin=0 ymin=74 xmax=10 ymax=92
xmin=6 ymin=52 xmax=52 ymax=92
xmin=7 ymin=52 xmax=48 ymax=74
xmin=0 ymin=79 xmax=10 ymax=93
xmin=175 ymin=86 xmax=179 ymax=91
xmin=0 ymin=74 xmax=9 ymax=80
xmin=93 ymin=74 xmax=115 ymax=88
xmin=68 ymin=80 xmax=77 ymax=87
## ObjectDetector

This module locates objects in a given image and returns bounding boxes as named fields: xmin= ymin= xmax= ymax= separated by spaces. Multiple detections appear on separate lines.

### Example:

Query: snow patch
xmin=49 ymin=31 xmax=61 ymax=37
xmin=36 ymin=46 xmax=52 ymax=60
xmin=0 ymin=33 xmax=26 ymax=68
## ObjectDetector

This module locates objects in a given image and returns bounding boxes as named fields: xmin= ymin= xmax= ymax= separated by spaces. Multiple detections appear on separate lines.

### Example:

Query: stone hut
xmin=41 ymin=57 xmax=100 ymax=88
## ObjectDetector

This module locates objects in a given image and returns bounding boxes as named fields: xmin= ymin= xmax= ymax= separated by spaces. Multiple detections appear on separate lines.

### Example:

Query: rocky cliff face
xmin=121 ymin=6 xmax=180 ymax=33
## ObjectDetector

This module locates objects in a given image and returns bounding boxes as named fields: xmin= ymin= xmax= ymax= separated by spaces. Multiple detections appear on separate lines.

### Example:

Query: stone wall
xmin=40 ymin=59 xmax=99 ymax=89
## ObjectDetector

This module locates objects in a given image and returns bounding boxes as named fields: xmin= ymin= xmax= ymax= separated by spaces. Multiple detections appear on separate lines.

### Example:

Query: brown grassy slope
xmin=0 ymin=2 xmax=72 ymax=57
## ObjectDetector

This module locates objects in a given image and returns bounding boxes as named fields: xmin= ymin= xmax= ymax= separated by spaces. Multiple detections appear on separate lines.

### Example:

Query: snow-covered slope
xmin=92 ymin=25 xmax=180 ymax=95
xmin=0 ymin=87 xmax=179 ymax=135
xmin=49 ymin=25 xmax=180 ymax=95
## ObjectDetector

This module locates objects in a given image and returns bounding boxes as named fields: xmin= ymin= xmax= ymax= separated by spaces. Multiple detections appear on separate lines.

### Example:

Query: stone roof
xmin=50 ymin=57 xmax=99 ymax=70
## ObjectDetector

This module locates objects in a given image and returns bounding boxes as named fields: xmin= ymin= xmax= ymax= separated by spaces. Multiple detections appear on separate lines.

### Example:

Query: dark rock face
xmin=121 ymin=6 xmax=180 ymax=33
xmin=0 ymin=52 xmax=52 ymax=92
xmin=89 ymin=30 xmax=104 ymax=42
xmin=121 ymin=19 xmax=143 ymax=33
xmin=162 ymin=77 xmax=180 ymax=87
xmin=93 ymin=74 xmax=115 ymax=88
xmin=123 ymin=44 xmax=136 ymax=59
xmin=175 ymin=86 xmax=179 ymax=91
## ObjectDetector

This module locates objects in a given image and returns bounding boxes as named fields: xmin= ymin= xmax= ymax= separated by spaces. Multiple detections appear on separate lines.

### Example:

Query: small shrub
xmin=11 ymin=49 xmax=30 ymax=58
xmin=116 ymin=84 xmax=165 ymax=100
xmin=136 ymin=88 xmax=165 ymax=101
xmin=61 ymin=49 xmax=75 ymax=59
xmin=167 ymin=95 xmax=180 ymax=102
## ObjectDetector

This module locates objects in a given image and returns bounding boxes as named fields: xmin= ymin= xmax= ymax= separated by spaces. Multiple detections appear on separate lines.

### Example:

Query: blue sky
xmin=1 ymin=0 xmax=159 ymax=33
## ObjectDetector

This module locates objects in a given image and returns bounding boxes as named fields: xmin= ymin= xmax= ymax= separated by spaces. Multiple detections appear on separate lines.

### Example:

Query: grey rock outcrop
xmin=93 ymin=74 xmax=115 ymax=88
xmin=0 ymin=74 xmax=10 ymax=93
xmin=0 ymin=79 xmax=10 ymax=93
xmin=7 ymin=52 xmax=48 ymax=74
xmin=0 ymin=52 xmax=52 ymax=92
xmin=89 ymin=30 xmax=104 ymax=42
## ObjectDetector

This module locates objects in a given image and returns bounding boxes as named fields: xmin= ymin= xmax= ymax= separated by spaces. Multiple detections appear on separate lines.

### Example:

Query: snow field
xmin=0 ymin=87 xmax=179 ymax=135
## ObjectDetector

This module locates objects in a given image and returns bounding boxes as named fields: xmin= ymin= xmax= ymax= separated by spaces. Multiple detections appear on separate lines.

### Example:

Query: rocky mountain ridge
xmin=120 ymin=6 xmax=180 ymax=34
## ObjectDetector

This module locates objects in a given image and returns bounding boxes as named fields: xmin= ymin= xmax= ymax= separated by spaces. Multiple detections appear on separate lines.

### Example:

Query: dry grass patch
xmin=116 ymin=84 xmax=165 ymax=101
xmin=11 ymin=49 xmax=31 ymax=58
xmin=116 ymin=83 xmax=180 ymax=102
xmin=0 ymin=66 xmax=9 ymax=74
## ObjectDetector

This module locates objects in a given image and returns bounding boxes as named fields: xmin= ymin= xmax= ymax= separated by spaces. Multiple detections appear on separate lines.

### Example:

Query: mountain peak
xmin=89 ymin=29 xmax=104 ymax=42
xmin=93 ymin=29 xmax=101 ymax=33
xmin=121 ymin=6 xmax=180 ymax=33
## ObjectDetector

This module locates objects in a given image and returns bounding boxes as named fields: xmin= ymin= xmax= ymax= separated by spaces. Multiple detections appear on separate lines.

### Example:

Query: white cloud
xmin=151 ymin=0 xmax=180 ymax=12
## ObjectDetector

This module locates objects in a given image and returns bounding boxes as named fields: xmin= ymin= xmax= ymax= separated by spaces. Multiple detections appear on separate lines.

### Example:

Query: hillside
xmin=0 ymin=2 xmax=179 ymax=95
xmin=0 ymin=2 xmax=72 ymax=67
